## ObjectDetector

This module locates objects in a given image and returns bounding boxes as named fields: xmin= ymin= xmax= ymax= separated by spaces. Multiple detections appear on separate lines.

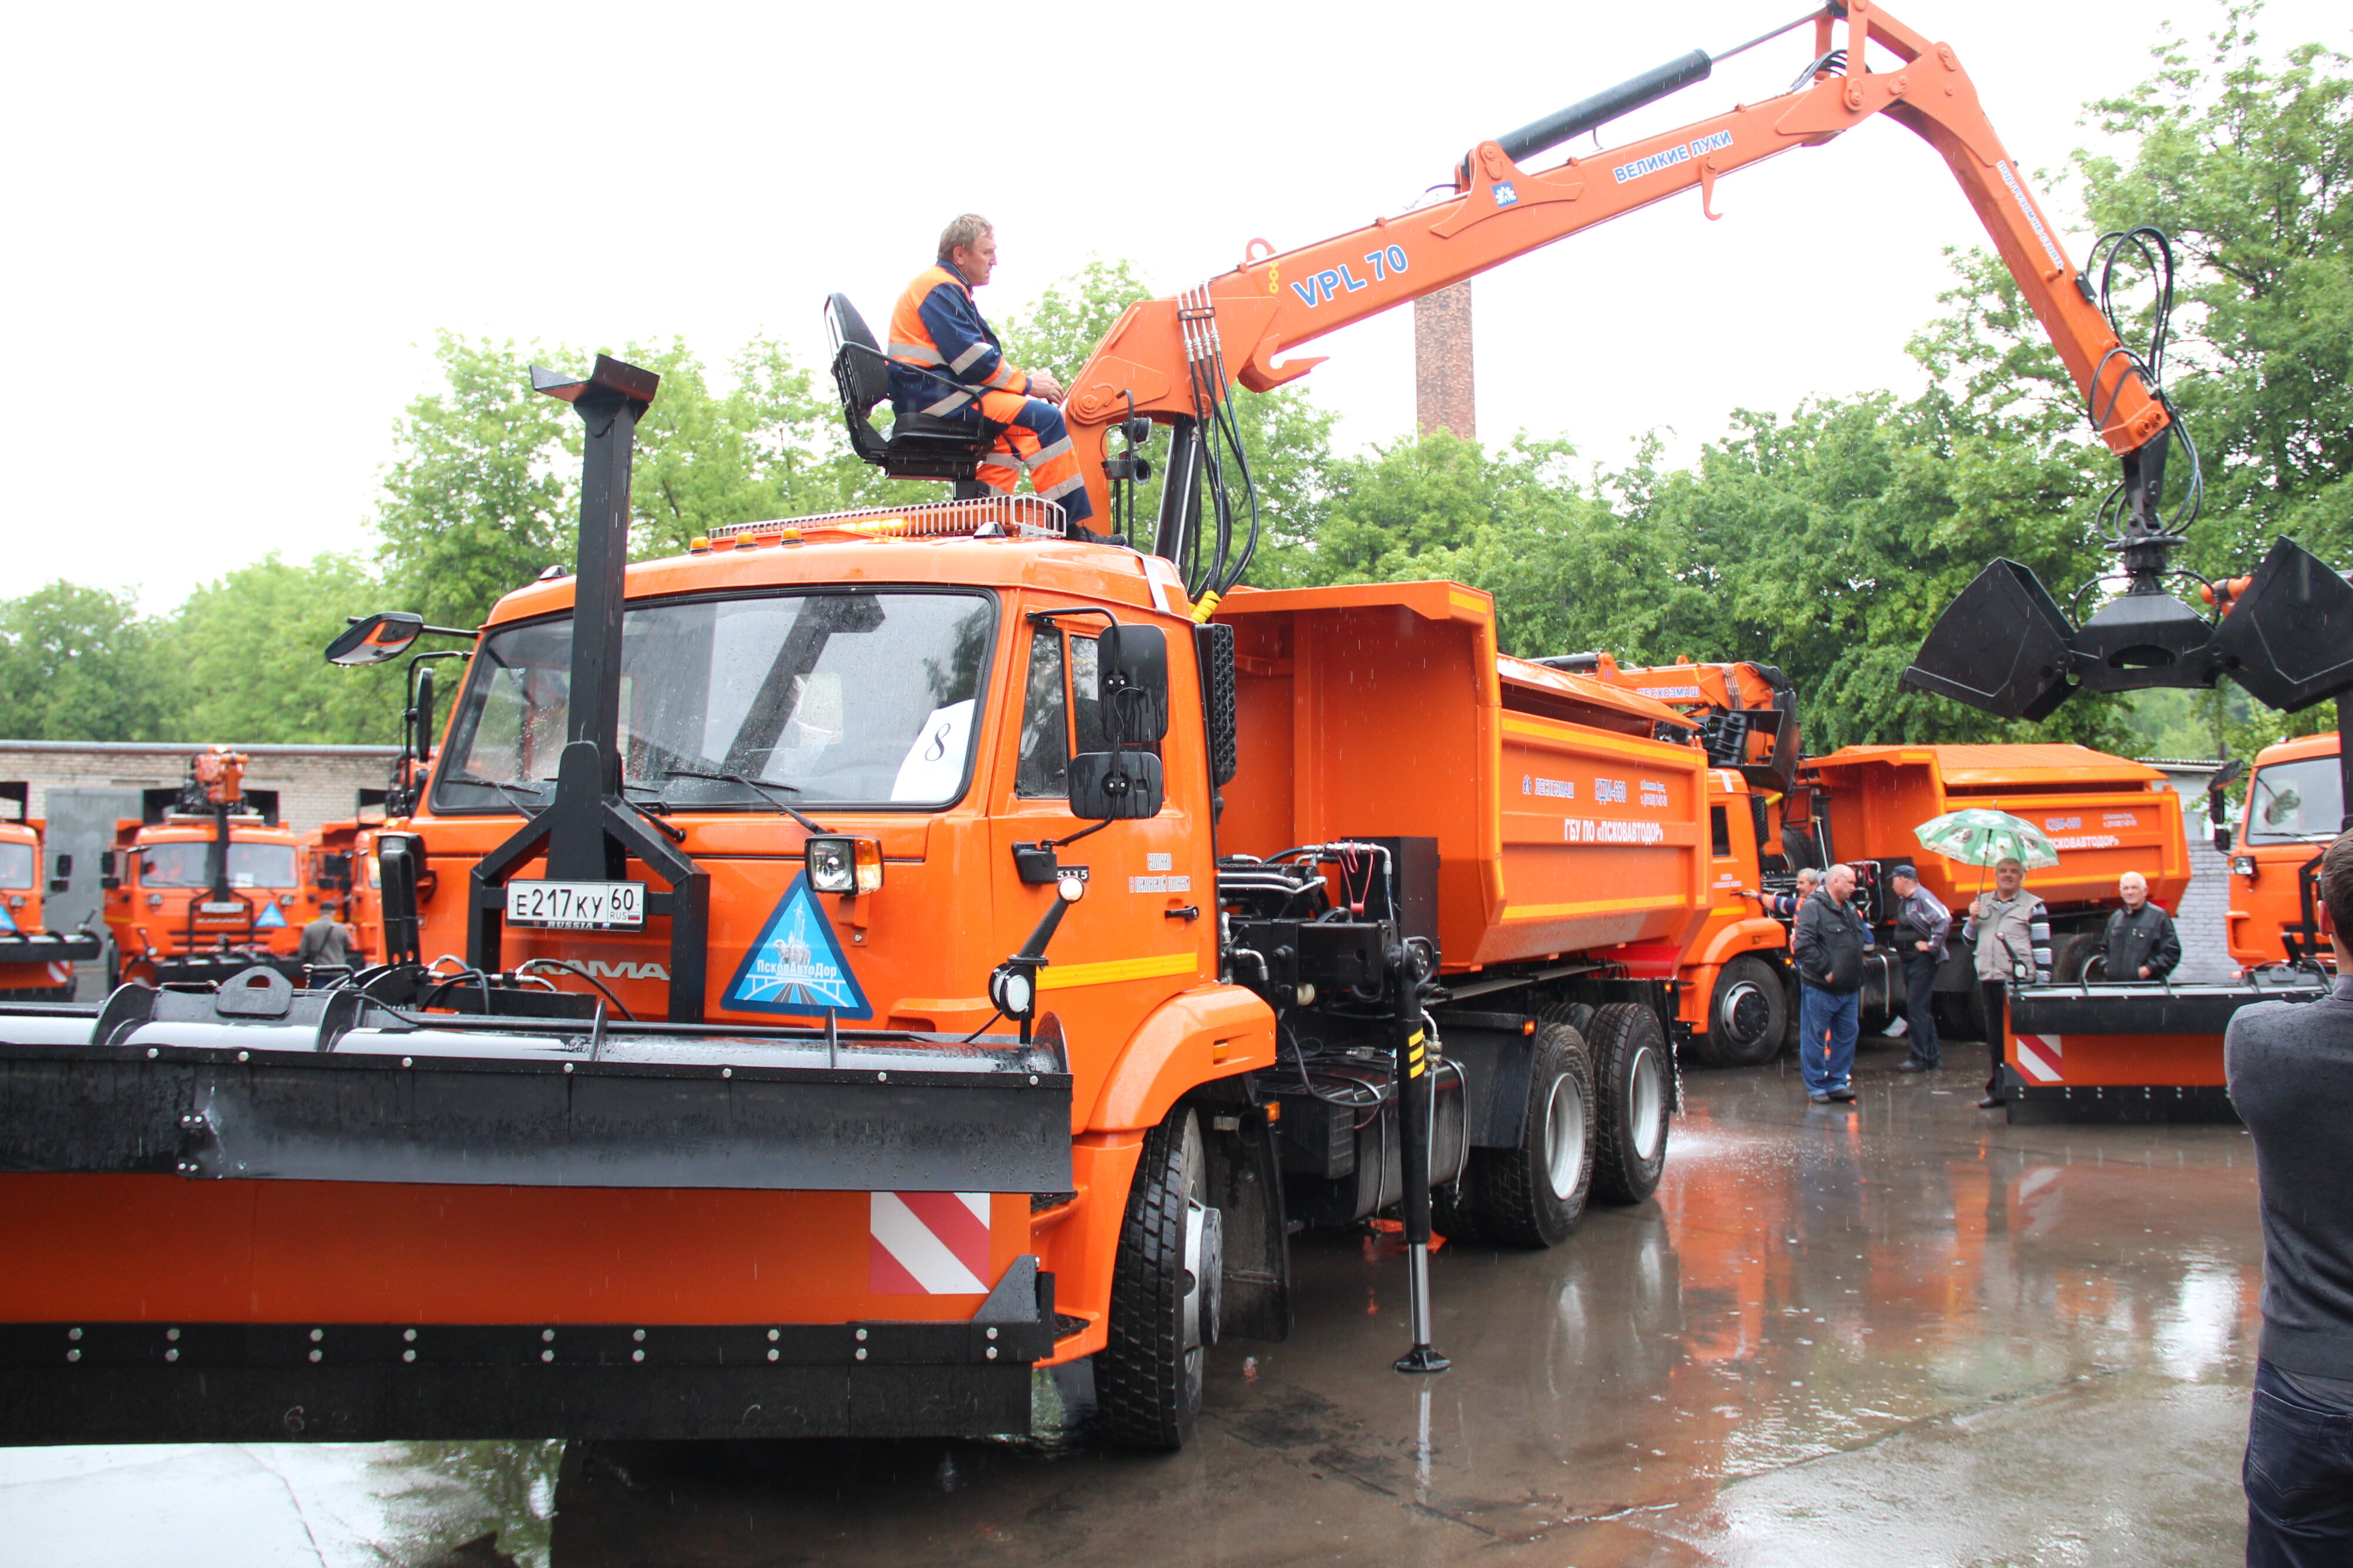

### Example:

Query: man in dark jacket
xmin=1792 ymin=862 xmax=1869 ymax=1105
xmin=1886 ymin=864 xmax=1951 ymax=1073
xmin=2102 ymin=872 xmax=2182 ymax=982
xmin=2226 ymin=829 xmax=2353 ymax=1563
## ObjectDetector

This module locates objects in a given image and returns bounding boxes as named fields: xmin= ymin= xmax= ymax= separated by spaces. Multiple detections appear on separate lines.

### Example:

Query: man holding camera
xmin=2229 ymin=829 xmax=2353 ymax=1562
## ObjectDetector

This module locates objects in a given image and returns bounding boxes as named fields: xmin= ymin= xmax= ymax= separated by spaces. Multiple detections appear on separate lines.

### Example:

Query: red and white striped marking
xmin=2014 ymin=1032 xmax=2065 ymax=1085
xmin=869 ymin=1191 xmax=992 ymax=1294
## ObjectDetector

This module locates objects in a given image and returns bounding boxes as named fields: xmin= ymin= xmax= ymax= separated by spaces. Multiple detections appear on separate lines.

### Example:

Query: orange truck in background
xmin=304 ymin=818 xmax=385 ymax=968
xmin=1792 ymin=745 xmax=2191 ymax=987
xmin=101 ymin=751 xmax=308 ymax=987
xmin=0 ymin=786 xmax=101 ymax=1001
xmin=2225 ymin=729 xmax=2342 ymax=970
xmin=1562 ymin=655 xmax=1807 ymax=1066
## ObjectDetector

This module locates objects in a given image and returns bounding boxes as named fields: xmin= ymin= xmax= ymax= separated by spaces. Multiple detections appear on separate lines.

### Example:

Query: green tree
xmin=170 ymin=553 xmax=406 ymax=745
xmin=0 ymin=581 xmax=171 ymax=741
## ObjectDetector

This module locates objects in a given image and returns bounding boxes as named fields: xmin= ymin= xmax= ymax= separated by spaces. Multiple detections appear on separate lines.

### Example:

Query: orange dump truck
xmin=1793 ymin=745 xmax=2190 ymax=986
xmin=0 ymin=790 xmax=101 ymax=1002
xmin=2225 ymin=729 xmax=2343 ymax=971
xmin=1558 ymin=656 xmax=1807 ymax=1066
xmin=0 ymin=361 xmax=1708 ymax=1449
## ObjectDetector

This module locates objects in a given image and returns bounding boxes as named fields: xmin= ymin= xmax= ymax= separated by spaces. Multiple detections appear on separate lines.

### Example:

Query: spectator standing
xmin=2102 ymin=870 xmax=2182 ymax=981
xmin=1961 ymin=857 xmax=2049 ymax=1109
xmin=296 ymin=912 xmax=354 ymax=970
xmin=1886 ymin=864 xmax=1951 ymax=1073
xmin=1792 ymin=863 xmax=1869 ymax=1105
xmin=1758 ymin=866 xmax=1820 ymax=920
xmin=2226 ymin=829 xmax=2353 ymax=1564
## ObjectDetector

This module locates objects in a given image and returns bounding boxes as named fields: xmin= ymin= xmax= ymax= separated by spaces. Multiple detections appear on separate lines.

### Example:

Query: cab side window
xmin=1015 ymin=630 xmax=1071 ymax=798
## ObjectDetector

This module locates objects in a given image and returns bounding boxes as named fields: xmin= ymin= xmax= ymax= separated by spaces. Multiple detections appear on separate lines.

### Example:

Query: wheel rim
xmin=1628 ymin=1046 xmax=1667 ymax=1162
xmin=1542 ymin=1072 xmax=1587 ymax=1199
xmin=1720 ymin=979 xmax=1769 ymax=1045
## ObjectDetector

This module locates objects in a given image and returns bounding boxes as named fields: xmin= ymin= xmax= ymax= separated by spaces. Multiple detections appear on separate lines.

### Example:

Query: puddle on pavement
xmin=0 ymin=1045 xmax=2266 ymax=1566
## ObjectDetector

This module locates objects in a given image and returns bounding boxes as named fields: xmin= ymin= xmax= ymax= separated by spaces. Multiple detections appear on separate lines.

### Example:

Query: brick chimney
xmin=1414 ymin=281 xmax=1475 ymax=439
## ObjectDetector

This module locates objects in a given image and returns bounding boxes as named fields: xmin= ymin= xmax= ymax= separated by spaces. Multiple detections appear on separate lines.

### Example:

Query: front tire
xmin=1589 ymin=1002 xmax=1672 ymax=1206
xmin=1097 ymin=1106 xmax=1215 ymax=1450
xmin=1701 ymin=956 xmax=1787 ymax=1067
xmin=2052 ymin=933 xmax=2099 ymax=983
xmin=1465 ymin=1021 xmax=1595 ymax=1248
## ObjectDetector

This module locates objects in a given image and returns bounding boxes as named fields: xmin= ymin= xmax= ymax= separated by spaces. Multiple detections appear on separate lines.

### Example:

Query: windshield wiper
xmin=445 ymin=772 xmax=552 ymax=816
xmin=659 ymin=768 xmax=831 ymax=834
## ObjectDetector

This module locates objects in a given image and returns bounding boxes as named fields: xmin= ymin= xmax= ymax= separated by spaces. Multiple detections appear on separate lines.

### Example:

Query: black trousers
xmin=1902 ymin=952 xmax=1941 ymax=1065
xmin=1982 ymin=980 xmax=2009 ymax=1099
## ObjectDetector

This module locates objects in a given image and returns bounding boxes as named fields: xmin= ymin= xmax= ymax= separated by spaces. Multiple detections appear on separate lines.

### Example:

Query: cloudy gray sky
xmin=5 ymin=0 xmax=2344 ymax=609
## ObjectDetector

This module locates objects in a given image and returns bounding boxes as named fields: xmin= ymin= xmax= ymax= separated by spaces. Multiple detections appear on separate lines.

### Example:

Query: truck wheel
xmin=1468 ymin=1021 xmax=1594 ymax=1248
xmin=1702 ymin=957 xmax=1787 ymax=1067
xmin=1588 ymin=1003 xmax=1672 ymax=1206
xmin=1097 ymin=1105 xmax=1218 ymax=1450
xmin=2052 ymin=934 xmax=2099 ymax=983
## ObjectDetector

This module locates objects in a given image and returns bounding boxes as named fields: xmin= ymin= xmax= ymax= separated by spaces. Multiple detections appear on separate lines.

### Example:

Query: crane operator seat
xmin=825 ymin=293 xmax=999 ymax=489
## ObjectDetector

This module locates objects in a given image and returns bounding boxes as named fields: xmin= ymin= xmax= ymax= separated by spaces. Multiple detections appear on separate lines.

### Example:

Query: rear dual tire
xmin=1442 ymin=1020 xmax=1595 ymax=1248
xmin=1588 ymin=1002 xmax=1671 ymax=1206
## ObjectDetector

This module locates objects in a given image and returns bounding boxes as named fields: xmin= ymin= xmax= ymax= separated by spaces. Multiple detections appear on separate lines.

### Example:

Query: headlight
xmin=2233 ymin=856 xmax=2257 ymax=878
xmin=805 ymin=836 xmax=882 ymax=895
xmin=989 ymin=965 xmax=1035 ymax=1018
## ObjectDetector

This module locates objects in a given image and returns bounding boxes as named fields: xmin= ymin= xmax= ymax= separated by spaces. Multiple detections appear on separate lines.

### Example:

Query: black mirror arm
xmin=347 ymin=616 xmax=479 ymax=640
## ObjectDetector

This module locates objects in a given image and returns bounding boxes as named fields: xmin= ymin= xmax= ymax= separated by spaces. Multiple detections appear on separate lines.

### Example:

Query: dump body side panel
xmin=1217 ymin=582 xmax=1707 ymax=973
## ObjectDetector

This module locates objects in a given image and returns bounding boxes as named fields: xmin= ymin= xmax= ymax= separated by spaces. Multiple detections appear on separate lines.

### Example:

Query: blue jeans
xmin=1798 ymin=986 xmax=1858 ymax=1095
xmin=2247 ymin=1357 xmax=2353 ymax=1566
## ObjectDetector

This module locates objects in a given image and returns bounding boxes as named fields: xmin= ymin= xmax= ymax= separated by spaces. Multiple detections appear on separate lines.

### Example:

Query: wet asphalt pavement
xmin=0 ymin=1036 xmax=2264 ymax=1566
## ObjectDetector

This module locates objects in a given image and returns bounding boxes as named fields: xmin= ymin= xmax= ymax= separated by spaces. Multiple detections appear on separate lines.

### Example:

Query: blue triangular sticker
xmin=0 ymin=900 xmax=16 ymax=933
xmin=722 ymin=873 xmax=872 ymax=1019
xmin=254 ymin=903 xmax=286 ymax=929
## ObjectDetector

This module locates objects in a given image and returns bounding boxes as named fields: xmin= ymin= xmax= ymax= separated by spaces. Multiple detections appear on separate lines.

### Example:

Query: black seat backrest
xmin=825 ymin=293 xmax=889 ymax=413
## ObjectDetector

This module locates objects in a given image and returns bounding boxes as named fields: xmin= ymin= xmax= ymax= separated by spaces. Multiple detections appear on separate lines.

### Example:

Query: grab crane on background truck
xmin=0 ymin=2 xmax=2282 ymax=1447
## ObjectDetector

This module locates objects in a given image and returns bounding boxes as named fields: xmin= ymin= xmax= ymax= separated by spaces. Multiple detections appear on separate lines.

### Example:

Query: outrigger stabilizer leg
xmin=1394 ymin=989 xmax=1449 ymax=1374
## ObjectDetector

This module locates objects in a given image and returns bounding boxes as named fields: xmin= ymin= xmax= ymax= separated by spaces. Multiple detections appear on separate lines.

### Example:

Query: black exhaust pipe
xmin=1495 ymin=49 xmax=1713 ymax=165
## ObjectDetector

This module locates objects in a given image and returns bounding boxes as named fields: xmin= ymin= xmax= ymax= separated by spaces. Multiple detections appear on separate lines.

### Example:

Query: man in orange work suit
xmin=888 ymin=214 xmax=1095 ymax=526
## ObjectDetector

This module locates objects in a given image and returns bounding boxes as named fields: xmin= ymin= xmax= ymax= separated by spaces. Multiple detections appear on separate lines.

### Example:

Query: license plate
xmin=197 ymin=901 xmax=245 ymax=916
xmin=505 ymin=880 xmax=646 ymax=930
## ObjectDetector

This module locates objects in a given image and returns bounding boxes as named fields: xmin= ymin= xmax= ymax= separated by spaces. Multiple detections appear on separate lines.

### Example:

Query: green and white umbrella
xmin=1913 ymin=808 xmax=2061 ymax=873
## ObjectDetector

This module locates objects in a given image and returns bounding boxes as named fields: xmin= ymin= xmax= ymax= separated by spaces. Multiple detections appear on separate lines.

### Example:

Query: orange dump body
xmin=1799 ymin=745 xmax=2190 ymax=924
xmin=1214 ymin=583 xmax=1711 ymax=978
xmin=2228 ymin=730 xmax=2339 ymax=970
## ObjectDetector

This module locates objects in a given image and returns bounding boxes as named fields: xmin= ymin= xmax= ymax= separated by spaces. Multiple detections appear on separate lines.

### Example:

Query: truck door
xmin=992 ymin=616 xmax=1209 ymax=1030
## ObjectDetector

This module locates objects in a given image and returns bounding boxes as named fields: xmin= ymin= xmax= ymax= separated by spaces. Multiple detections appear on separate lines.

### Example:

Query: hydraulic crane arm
xmin=1066 ymin=1 xmax=2172 ymax=551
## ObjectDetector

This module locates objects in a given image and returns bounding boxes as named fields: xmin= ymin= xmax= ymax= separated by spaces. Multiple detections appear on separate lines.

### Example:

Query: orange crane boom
xmin=1066 ymin=1 xmax=2169 ymax=536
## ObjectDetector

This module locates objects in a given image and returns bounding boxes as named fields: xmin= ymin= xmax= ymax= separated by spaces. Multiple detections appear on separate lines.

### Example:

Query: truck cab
xmin=2227 ymin=730 xmax=2342 ymax=971
xmin=103 ymin=813 xmax=306 ymax=985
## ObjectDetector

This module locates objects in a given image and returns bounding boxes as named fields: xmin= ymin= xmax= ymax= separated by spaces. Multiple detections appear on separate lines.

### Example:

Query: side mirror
xmin=99 ymin=850 xmax=120 ymax=891
xmin=1069 ymin=750 xmax=1165 ymax=820
xmin=2213 ymin=824 xmax=2235 ymax=855
xmin=375 ymin=833 xmax=426 ymax=966
xmin=413 ymin=666 xmax=438 ymax=762
xmin=52 ymin=853 xmax=71 ymax=879
xmin=1094 ymin=623 xmax=1169 ymax=745
xmin=325 ymin=611 xmax=425 ymax=666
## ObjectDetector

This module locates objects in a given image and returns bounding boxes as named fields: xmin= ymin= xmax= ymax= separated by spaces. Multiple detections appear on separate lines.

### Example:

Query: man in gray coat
xmin=1886 ymin=864 xmax=1951 ymax=1073
xmin=2227 ymin=828 xmax=2353 ymax=1563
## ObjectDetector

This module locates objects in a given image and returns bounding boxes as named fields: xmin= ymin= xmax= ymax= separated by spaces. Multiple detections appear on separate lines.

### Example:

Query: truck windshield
xmin=434 ymin=590 xmax=996 ymax=813
xmin=0 ymin=842 xmax=31 ymax=889
xmin=2247 ymin=756 xmax=2344 ymax=844
xmin=138 ymin=843 xmax=298 ymax=888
